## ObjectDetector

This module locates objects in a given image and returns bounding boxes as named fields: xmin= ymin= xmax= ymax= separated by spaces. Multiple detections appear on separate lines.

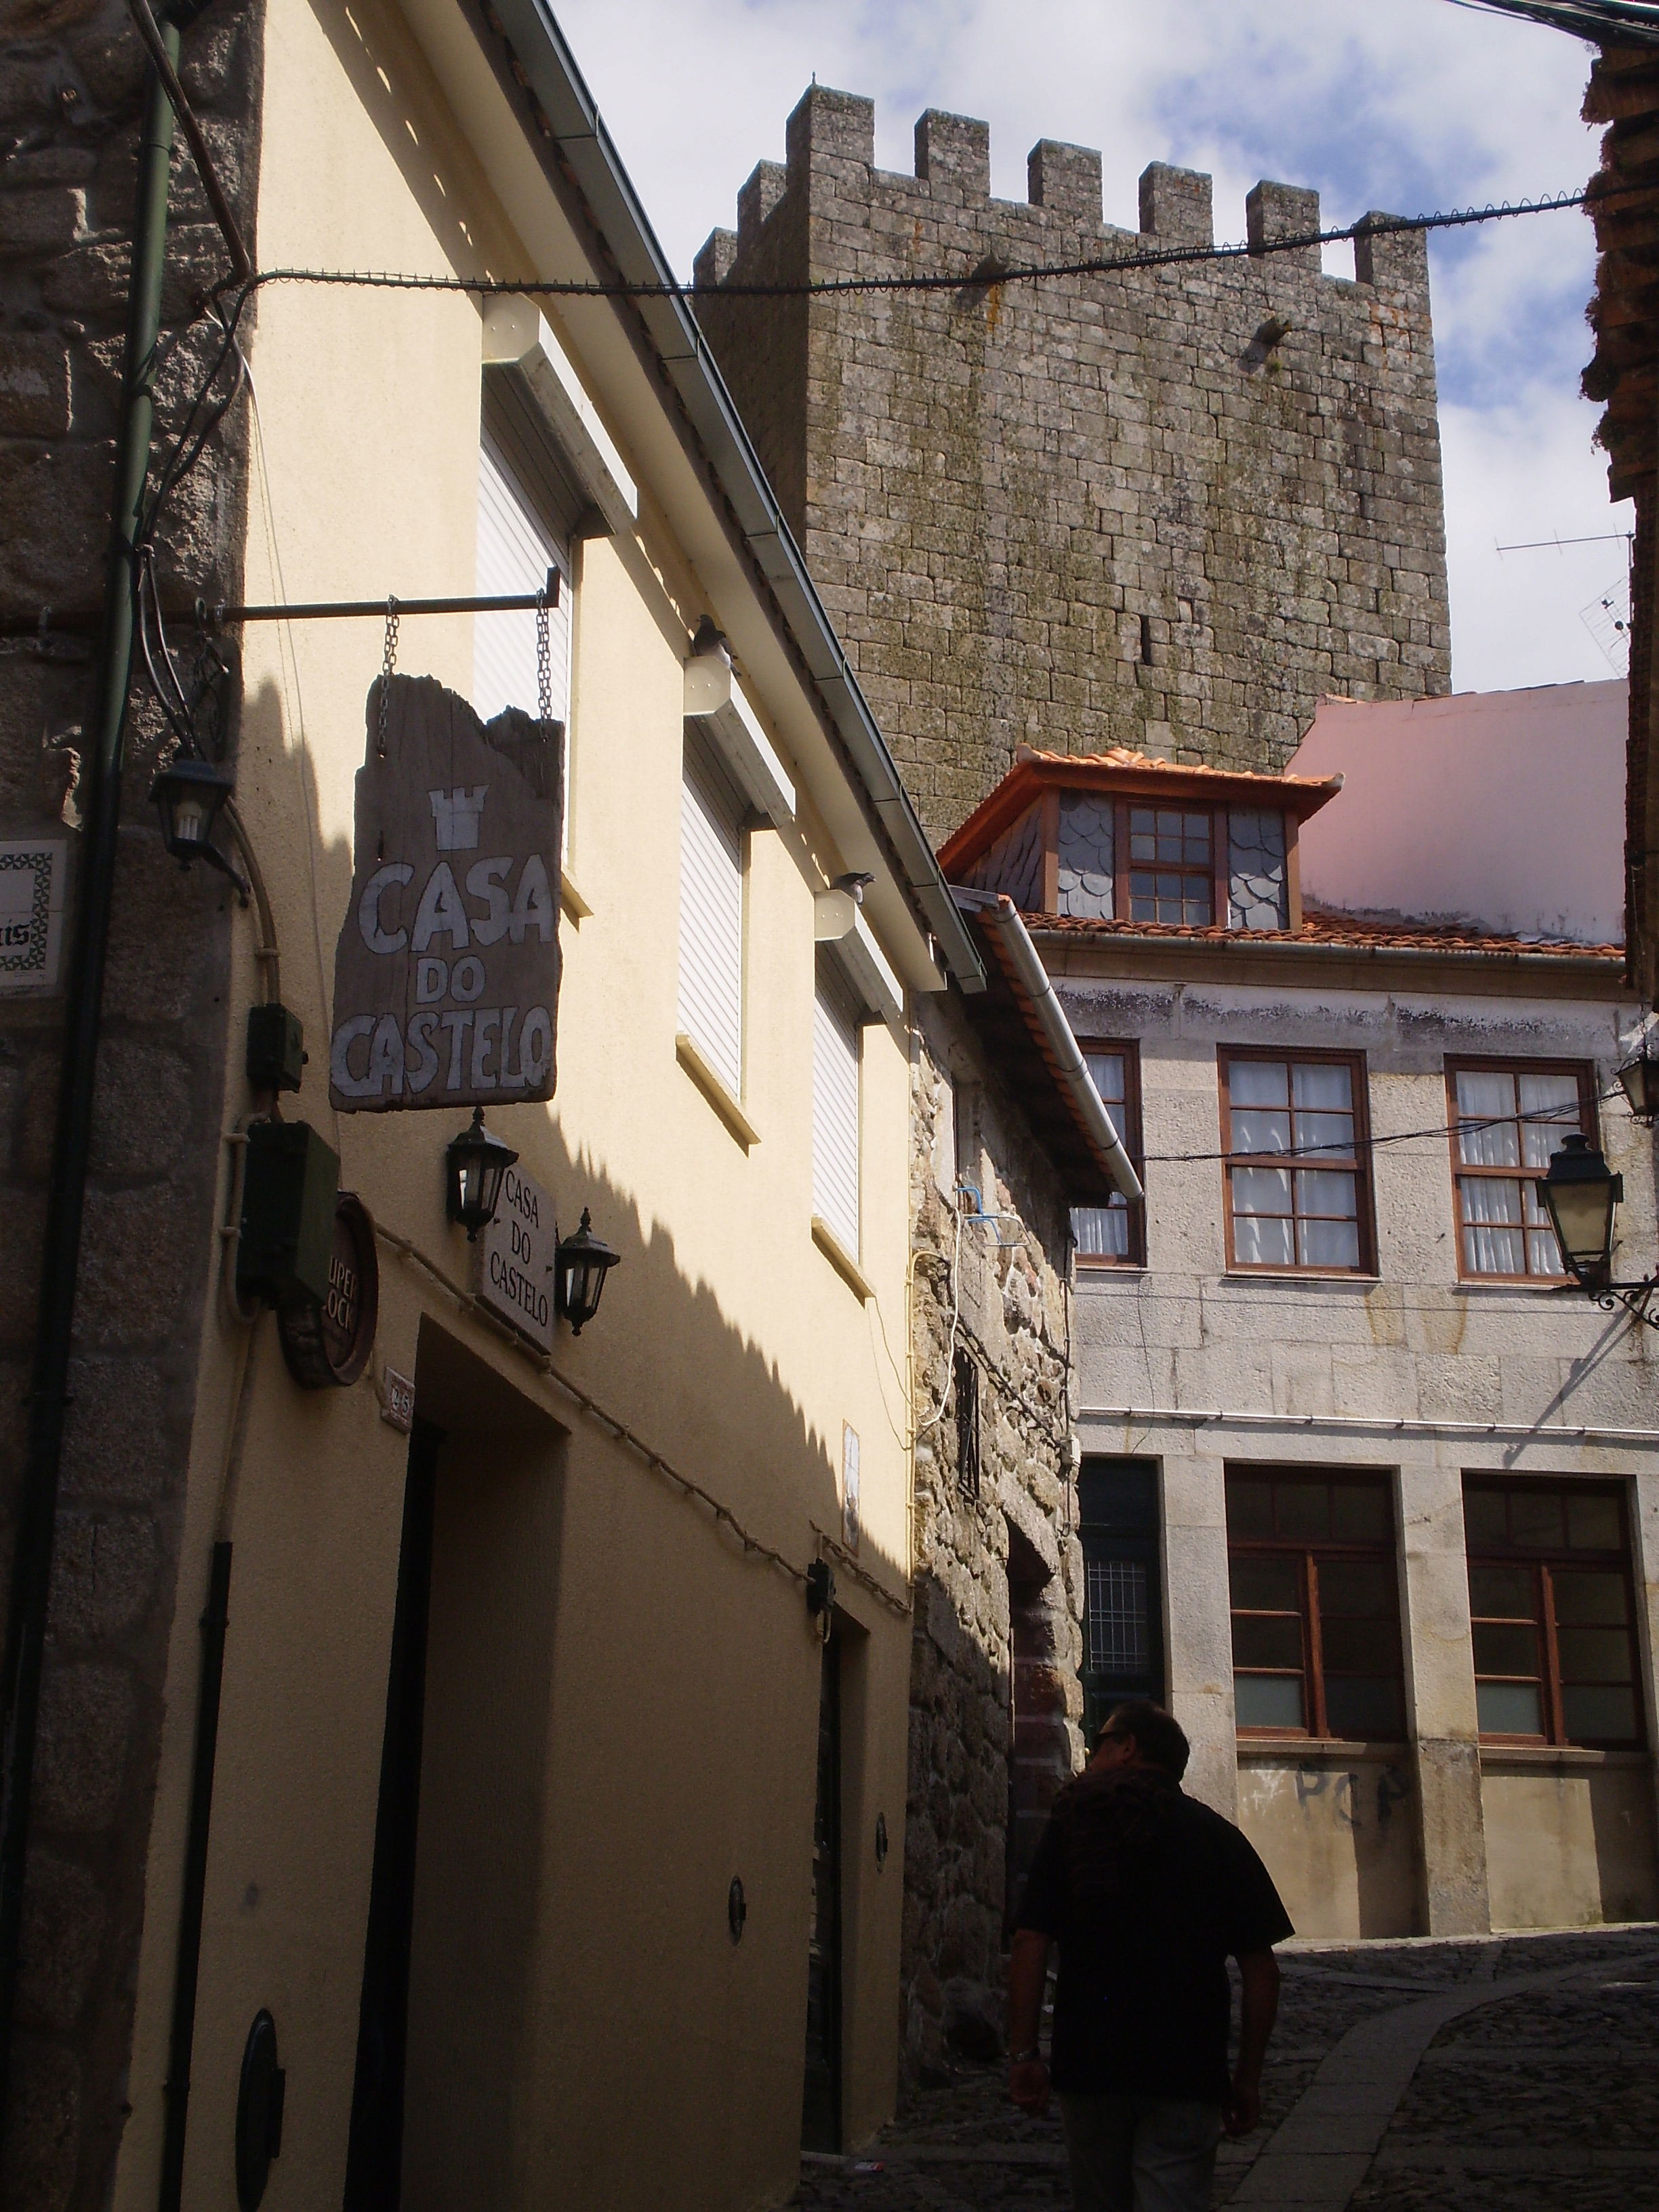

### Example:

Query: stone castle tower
xmin=695 ymin=87 xmax=1452 ymax=838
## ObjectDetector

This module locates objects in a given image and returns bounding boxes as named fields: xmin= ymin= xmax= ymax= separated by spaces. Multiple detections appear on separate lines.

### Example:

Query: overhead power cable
xmin=238 ymin=183 xmax=1610 ymax=307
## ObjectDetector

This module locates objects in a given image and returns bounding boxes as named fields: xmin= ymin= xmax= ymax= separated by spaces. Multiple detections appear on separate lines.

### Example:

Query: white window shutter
xmin=813 ymin=959 xmax=861 ymax=1255
xmin=678 ymin=733 xmax=745 ymax=1097
xmin=473 ymin=430 xmax=571 ymax=729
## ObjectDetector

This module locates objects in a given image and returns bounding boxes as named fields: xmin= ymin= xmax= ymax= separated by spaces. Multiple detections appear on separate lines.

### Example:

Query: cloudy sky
xmin=553 ymin=0 xmax=1631 ymax=696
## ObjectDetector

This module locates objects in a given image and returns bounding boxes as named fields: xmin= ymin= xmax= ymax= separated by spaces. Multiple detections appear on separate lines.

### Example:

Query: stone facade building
xmin=694 ymin=85 xmax=1452 ymax=837
xmin=940 ymin=684 xmax=1659 ymax=1941
xmin=902 ymin=964 xmax=1117 ymax=2081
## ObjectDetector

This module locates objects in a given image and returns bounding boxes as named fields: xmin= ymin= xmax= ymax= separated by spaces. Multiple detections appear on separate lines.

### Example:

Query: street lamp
xmin=1540 ymin=1134 xmax=1621 ymax=1289
xmin=554 ymin=1208 xmax=621 ymax=1334
xmin=1540 ymin=1134 xmax=1656 ymax=1324
xmin=150 ymin=756 xmax=246 ymax=890
xmin=445 ymin=1107 xmax=518 ymax=1240
xmin=1616 ymin=1038 xmax=1659 ymax=1125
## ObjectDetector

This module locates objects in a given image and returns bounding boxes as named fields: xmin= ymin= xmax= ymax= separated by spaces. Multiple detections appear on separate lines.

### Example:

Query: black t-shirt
xmin=1015 ymin=1767 xmax=1293 ymax=2101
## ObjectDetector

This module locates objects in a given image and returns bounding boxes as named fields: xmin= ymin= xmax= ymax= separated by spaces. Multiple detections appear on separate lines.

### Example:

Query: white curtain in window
xmin=473 ymin=430 xmax=572 ymax=731
xmin=678 ymin=737 xmax=744 ymax=1097
xmin=813 ymin=962 xmax=861 ymax=1254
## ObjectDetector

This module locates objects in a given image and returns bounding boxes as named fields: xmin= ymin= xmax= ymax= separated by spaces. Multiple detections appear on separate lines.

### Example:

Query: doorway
xmin=342 ymin=1324 xmax=567 ymax=2212
xmin=801 ymin=1629 xmax=842 ymax=2153
xmin=342 ymin=1418 xmax=441 ymax=2212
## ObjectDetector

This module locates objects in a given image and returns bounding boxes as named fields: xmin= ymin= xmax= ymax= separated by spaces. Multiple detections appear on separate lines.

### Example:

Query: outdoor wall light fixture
xmin=445 ymin=1107 xmax=518 ymax=1240
xmin=554 ymin=1209 xmax=621 ymax=1334
xmin=150 ymin=756 xmax=247 ymax=892
xmin=1541 ymin=1133 xmax=1659 ymax=1326
xmin=1616 ymin=1039 xmax=1659 ymax=1125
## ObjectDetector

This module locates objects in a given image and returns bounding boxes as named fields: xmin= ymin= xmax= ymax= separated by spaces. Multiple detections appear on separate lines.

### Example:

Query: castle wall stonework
xmin=696 ymin=87 xmax=1452 ymax=839
xmin=0 ymin=5 xmax=260 ymax=2203
xmin=904 ymin=996 xmax=1078 ymax=2082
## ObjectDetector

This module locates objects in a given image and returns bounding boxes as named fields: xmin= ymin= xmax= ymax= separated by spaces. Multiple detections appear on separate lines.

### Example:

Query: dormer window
xmin=1128 ymin=807 xmax=1214 ymax=924
xmin=941 ymin=751 xmax=1339 ymax=936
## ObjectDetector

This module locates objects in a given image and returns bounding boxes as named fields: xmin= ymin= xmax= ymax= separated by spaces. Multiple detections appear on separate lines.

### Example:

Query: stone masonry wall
xmin=696 ymin=87 xmax=1452 ymax=841
xmin=903 ymin=992 xmax=1078 ymax=2083
xmin=0 ymin=3 xmax=260 ymax=2204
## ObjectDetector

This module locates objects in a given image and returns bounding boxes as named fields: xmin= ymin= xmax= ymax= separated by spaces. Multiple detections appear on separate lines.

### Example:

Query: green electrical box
xmin=238 ymin=1120 xmax=340 ymax=1309
xmin=246 ymin=1002 xmax=306 ymax=1094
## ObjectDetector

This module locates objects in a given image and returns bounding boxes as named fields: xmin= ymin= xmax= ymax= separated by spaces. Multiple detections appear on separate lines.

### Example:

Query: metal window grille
xmin=1086 ymin=1557 xmax=1149 ymax=1677
xmin=953 ymin=1347 xmax=980 ymax=1498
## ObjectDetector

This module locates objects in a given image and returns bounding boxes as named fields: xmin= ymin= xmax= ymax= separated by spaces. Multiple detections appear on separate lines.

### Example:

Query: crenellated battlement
xmin=697 ymin=85 xmax=1431 ymax=298
xmin=693 ymin=84 xmax=1448 ymax=833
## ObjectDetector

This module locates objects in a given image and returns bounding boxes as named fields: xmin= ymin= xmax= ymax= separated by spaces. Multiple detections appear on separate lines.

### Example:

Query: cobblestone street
xmin=790 ymin=1927 xmax=1659 ymax=2211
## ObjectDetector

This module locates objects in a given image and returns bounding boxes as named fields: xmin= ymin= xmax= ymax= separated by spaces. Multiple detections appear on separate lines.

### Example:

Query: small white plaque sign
xmin=478 ymin=1162 xmax=556 ymax=1352
xmin=0 ymin=840 xmax=66 ymax=994
xmin=841 ymin=1422 xmax=861 ymax=1557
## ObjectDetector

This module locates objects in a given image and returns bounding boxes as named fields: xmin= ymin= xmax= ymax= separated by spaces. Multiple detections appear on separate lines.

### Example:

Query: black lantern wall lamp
xmin=445 ymin=1112 xmax=621 ymax=1334
xmin=554 ymin=1210 xmax=621 ymax=1335
xmin=445 ymin=1107 xmax=519 ymax=1239
xmin=150 ymin=754 xmax=248 ymax=894
xmin=1540 ymin=1133 xmax=1659 ymax=1328
xmin=1616 ymin=1035 xmax=1659 ymax=1126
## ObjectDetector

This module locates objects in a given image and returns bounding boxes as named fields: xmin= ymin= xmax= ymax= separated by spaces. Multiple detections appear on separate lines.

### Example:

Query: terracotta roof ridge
xmin=1011 ymin=742 xmax=1340 ymax=791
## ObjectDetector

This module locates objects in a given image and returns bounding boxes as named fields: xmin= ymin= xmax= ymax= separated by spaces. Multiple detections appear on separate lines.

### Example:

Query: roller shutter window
xmin=678 ymin=727 xmax=745 ymax=1099
xmin=813 ymin=955 xmax=861 ymax=1256
xmin=473 ymin=428 xmax=573 ymax=844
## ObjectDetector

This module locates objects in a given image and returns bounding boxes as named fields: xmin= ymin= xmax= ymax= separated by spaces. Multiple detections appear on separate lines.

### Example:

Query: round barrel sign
xmin=278 ymin=1192 xmax=380 ymax=1389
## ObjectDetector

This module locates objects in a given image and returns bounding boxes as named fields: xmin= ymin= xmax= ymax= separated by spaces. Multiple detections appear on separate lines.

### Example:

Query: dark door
xmin=343 ymin=1419 xmax=441 ymax=2212
xmin=800 ymin=1632 xmax=842 ymax=2153
xmin=1078 ymin=1457 xmax=1165 ymax=1743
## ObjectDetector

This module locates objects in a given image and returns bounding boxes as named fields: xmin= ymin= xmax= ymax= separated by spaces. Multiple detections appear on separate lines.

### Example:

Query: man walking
xmin=1007 ymin=1700 xmax=1292 ymax=2212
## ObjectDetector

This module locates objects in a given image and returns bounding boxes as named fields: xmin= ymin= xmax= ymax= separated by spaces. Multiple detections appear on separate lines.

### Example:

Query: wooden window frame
xmin=953 ymin=1347 xmax=981 ymax=1499
xmin=1226 ymin=1469 xmax=1405 ymax=1744
xmin=1218 ymin=1046 xmax=1376 ymax=1277
xmin=1115 ymin=800 xmax=1221 ymax=928
xmin=1465 ymin=1477 xmax=1644 ymax=1750
xmin=1071 ymin=1039 xmax=1146 ymax=1269
xmin=1444 ymin=1057 xmax=1597 ymax=1286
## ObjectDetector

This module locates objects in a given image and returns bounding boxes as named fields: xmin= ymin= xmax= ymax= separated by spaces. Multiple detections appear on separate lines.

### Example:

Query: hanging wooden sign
xmin=329 ymin=673 xmax=563 ymax=1113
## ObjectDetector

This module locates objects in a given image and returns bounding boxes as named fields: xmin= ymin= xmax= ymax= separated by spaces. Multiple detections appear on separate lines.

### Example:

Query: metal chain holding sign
xmin=535 ymin=580 xmax=553 ymax=729
xmin=377 ymin=594 xmax=399 ymax=758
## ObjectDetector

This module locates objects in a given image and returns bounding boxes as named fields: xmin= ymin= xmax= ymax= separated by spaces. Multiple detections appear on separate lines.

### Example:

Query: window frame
xmin=1225 ymin=1468 xmax=1406 ymax=1744
xmin=1077 ymin=1457 xmax=1166 ymax=1742
xmin=677 ymin=724 xmax=749 ymax=1103
xmin=952 ymin=1346 xmax=981 ymax=1500
xmin=1071 ymin=1038 xmax=1146 ymax=1270
xmin=811 ymin=950 xmax=863 ymax=1260
xmin=1218 ymin=1046 xmax=1376 ymax=1277
xmin=1114 ymin=800 xmax=1224 ymax=928
xmin=1464 ymin=1477 xmax=1644 ymax=1750
xmin=1443 ymin=1057 xmax=1597 ymax=1286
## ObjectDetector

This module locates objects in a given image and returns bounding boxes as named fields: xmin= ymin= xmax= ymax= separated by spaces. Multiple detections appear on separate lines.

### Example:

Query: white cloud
xmin=554 ymin=0 xmax=1617 ymax=694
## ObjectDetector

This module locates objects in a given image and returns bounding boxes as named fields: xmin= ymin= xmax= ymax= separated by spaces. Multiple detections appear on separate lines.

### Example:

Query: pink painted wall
xmin=1286 ymin=681 xmax=1626 ymax=947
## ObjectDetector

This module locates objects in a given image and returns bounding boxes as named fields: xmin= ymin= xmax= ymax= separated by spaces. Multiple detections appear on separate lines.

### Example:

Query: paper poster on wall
xmin=842 ymin=1422 xmax=861 ymax=1557
xmin=329 ymin=674 xmax=563 ymax=1111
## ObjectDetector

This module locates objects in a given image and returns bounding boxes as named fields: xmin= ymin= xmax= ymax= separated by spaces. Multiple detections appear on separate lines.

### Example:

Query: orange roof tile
xmin=1023 ymin=905 xmax=1622 ymax=960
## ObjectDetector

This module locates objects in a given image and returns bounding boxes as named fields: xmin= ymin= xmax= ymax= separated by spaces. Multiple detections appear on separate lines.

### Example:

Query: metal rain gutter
xmin=987 ymin=895 xmax=1143 ymax=1202
xmin=486 ymin=0 xmax=986 ymax=994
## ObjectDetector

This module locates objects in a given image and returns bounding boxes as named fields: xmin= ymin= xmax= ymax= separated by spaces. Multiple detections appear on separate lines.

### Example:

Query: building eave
xmin=409 ymin=0 xmax=985 ymax=994
xmin=1029 ymin=923 xmax=1632 ymax=1000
